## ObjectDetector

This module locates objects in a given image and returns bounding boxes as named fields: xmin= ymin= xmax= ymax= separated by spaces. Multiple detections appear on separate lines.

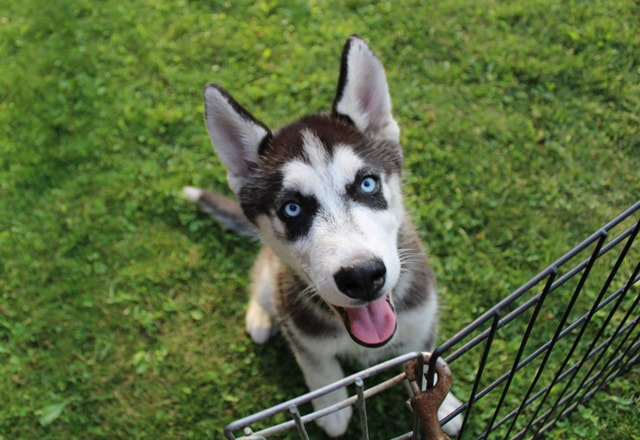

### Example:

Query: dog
xmin=184 ymin=35 xmax=462 ymax=437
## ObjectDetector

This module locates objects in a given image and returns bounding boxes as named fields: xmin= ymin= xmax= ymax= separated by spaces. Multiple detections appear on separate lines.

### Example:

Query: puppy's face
xmin=240 ymin=116 xmax=405 ymax=346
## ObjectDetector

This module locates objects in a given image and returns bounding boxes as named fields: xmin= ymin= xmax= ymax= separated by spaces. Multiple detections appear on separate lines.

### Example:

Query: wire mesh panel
xmin=434 ymin=200 xmax=640 ymax=439
xmin=225 ymin=200 xmax=640 ymax=439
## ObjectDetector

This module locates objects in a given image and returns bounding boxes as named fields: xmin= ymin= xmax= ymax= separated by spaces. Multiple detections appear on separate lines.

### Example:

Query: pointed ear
xmin=203 ymin=83 xmax=271 ymax=194
xmin=332 ymin=35 xmax=400 ymax=143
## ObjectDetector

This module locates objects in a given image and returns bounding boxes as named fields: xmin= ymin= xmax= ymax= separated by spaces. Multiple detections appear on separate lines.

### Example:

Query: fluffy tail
xmin=182 ymin=186 xmax=257 ymax=238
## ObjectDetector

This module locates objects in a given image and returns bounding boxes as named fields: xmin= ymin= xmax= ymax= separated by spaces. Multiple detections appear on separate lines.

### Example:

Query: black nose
xmin=334 ymin=259 xmax=386 ymax=301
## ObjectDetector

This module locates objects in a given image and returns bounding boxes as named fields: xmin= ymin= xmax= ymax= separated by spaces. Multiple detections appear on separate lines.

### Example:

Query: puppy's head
xmin=203 ymin=36 xmax=404 ymax=347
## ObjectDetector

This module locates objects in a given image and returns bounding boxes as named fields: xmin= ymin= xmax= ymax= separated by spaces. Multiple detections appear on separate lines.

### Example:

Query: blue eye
xmin=360 ymin=176 xmax=378 ymax=194
xmin=282 ymin=202 xmax=302 ymax=218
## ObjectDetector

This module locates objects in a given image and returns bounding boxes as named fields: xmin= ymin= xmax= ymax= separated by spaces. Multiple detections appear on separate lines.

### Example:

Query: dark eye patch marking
xmin=346 ymin=168 xmax=387 ymax=210
xmin=277 ymin=190 xmax=319 ymax=241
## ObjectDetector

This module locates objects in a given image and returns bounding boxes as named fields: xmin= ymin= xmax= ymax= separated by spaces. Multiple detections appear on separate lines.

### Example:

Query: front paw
xmin=245 ymin=299 xmax=277 ymax=344
xmin=315 ymin=405 xmax=353 ymax=438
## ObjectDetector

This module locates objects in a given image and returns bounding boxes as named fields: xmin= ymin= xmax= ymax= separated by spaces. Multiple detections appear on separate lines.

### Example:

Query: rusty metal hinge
xmin=405 ymin=354 xmax=453 ymax=440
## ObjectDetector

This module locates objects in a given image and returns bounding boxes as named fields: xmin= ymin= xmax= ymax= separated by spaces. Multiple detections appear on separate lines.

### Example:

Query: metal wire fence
xmin=225 ymin=200 xmax=640 ymax=439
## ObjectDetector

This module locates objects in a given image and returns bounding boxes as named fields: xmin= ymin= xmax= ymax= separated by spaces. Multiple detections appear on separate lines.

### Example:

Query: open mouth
xmin=337 ymin=296 xmax=397 ymax=348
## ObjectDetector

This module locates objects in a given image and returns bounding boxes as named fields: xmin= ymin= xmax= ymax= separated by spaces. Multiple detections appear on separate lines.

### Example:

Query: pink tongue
xmin=344 ymin=298 xmax=396 ymax=346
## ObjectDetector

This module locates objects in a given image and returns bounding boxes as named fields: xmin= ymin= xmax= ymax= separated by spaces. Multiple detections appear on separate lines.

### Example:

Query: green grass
xmin=1 ymin=0 xmax=639 ymax=438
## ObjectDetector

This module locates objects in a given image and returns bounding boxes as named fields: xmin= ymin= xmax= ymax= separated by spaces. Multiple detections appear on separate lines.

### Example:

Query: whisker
xmin=398 ymin=248 xmax=427 ymax=275
xmin=398 ymin=249 xmax=425 ymax=263
xmin=298 ymin=284 xmax=318 ymax=301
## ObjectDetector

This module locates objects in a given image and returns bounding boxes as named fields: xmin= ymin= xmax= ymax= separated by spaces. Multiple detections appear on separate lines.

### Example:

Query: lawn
xmin=1 ymin=0 xmax=639 ymax=438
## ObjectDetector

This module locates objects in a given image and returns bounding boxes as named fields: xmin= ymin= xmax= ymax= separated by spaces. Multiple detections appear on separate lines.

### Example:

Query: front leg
xmin=246 ymin=248 xmax=279 ymax=344
xmin=439 ymin=392 xmax=463 ymax=436
xmin=287 ymin=338 xmax=352 ymax=437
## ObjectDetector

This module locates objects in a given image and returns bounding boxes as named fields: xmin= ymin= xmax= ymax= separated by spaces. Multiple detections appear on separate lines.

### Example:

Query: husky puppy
xmin=184 ymin=35 xmax=461 ymax=437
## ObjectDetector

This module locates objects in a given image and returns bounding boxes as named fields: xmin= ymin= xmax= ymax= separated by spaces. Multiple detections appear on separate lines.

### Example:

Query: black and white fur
xmin=184 ymin=35 xmax=461 ymax=437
